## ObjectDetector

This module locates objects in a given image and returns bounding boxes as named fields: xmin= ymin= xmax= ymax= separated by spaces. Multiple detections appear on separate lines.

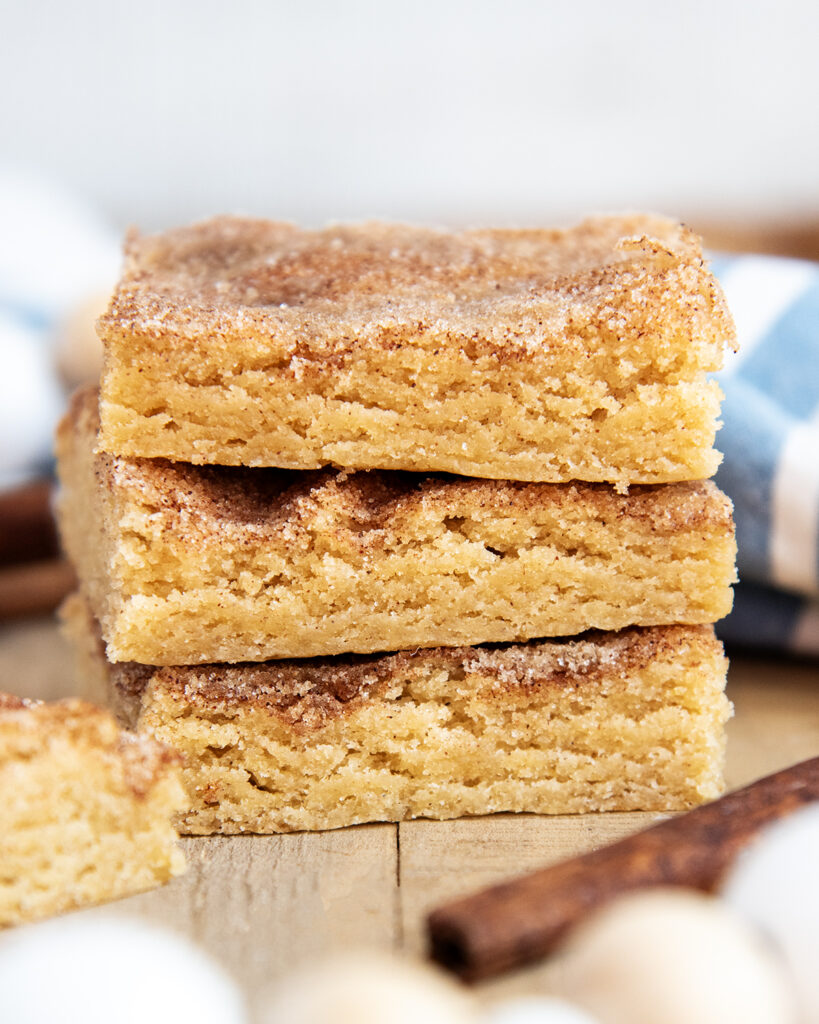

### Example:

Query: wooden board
xmin=2 ymin=615 xmax=819 ymax=1011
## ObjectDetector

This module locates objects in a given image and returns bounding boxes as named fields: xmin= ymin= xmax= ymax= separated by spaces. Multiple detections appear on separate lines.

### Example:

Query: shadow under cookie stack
xmin=56 ymin=214 xmax=738 ymax=835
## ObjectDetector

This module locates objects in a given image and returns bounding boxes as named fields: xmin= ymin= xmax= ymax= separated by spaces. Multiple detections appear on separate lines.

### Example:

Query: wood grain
xmin=398 ymin=812 xmax=660 ymax=957
xmin=2 ymin=615 xmax=818 ymax=1011
xmin=83 ymin=829 xmax=398 ymax=1015
xmin=427 ymin=758 xmax=819 ymax=979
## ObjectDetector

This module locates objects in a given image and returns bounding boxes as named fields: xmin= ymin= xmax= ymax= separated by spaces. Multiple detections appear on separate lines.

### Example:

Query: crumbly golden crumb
xmin=97 ymin=215 xmax=734 ymax=484
xmin=0 ymin=693 xmax=186 ymax=927
xmin=57 ymin=389 xmax=736 ymax=665
xmin=62 ymin=594 xmax=732 ymax=834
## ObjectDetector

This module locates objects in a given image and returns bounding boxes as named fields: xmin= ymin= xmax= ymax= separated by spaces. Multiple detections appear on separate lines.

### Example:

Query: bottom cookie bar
xmin=0 ymin=693 xmax=186 ymax=927
xmin=63 ymin=595 xmax=731 ymax=835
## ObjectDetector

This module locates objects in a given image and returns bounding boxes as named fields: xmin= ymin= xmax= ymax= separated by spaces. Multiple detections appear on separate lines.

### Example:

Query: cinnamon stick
xmin=0 ymin=479 xmax=60 ymax=567
xmin=0 ymin=559 xmax=76 ymax=619
xmin=427 ymin=757 xmax=819 ymax=981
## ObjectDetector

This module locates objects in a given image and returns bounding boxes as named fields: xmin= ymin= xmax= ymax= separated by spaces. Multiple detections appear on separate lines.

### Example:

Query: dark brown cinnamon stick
xmin=0 ymin=479 xmax=60 ymax=567
xmin=427 ymin=757 xmax=819 ymax=981
xmin=0 ymin=559 xmax=76 ymax=619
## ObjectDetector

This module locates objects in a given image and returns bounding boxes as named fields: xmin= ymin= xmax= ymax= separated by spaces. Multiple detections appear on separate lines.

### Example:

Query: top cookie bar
xmin=97 ymin=214 xmax=734 ymax=485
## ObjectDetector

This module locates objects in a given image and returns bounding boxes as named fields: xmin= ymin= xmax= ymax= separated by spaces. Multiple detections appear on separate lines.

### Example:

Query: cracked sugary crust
xmin=101 ymin=622 xmax=724 ymax=733
xmin=69 ymin=386 xmax=735 ymax=545
xmin=96 ymin=214 xmax=734 ymax=482
xmin=100 ymin=214 xmax=730 ymax=355
xmin=61 ymin=591 xmax=718 ymax=725
xmin=0 ymin=694 xmax=181 ymax=799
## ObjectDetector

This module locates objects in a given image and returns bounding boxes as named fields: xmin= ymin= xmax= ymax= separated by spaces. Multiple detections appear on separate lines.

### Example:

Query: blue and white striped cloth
xmin=711 ymin=255 xmax=819 ymax=656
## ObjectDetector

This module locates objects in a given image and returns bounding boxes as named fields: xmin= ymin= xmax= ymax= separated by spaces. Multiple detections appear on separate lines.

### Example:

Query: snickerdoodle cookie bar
xmin=96 ymin=214 xmax=733 ymax=488
xmin=0 ymin=693 xmax=185 ymax=926
xmin=62 ymin=594 xmax=731 ymax=834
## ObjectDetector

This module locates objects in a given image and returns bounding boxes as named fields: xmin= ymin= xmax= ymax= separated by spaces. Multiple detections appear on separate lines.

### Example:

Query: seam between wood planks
xmin=394 ymin=824 xmax=404 ymax=951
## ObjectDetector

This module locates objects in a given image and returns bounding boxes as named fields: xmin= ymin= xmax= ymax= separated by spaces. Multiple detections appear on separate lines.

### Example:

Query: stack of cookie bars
xmin=56 ymin=214 xmax=737 ymax=834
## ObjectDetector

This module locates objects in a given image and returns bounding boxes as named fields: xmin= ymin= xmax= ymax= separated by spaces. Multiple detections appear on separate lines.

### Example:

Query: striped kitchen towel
xmin=711 ymin=254 xmax=819 ymax=656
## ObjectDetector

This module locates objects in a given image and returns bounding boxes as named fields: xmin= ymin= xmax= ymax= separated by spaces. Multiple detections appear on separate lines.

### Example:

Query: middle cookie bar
xmin=57 ymin=388 xmax=736 ymax=666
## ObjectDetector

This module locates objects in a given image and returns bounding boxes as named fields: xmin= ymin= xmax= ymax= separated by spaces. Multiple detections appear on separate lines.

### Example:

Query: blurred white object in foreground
xmin=260 ymin=950 xmax=478 ymax=1024
xmin=0 ymin=915 xmax=247 ymax=1024
xmin=484 ymin=996 xmax=600 ymax=1024
xmin=549 ymin=888 xmax=797 ymax=1024
xmin=722 ymin=803 xmax=819 ymax=1024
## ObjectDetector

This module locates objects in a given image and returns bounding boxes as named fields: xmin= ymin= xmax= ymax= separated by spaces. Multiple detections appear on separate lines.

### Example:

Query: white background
xmin=1 ymin=0 xmax=817 ymax=231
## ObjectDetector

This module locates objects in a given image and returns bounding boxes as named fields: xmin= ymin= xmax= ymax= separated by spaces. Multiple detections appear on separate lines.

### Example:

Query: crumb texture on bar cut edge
xmin=0 ymin=694 xmax=187 ymax=927
xmin=57 ymin=388 xmax=737 ymax=665
xmin=96 ymin=214 xmax=734 ymax=484
xmin=62 ymin=593 xmax=733 ymax=836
